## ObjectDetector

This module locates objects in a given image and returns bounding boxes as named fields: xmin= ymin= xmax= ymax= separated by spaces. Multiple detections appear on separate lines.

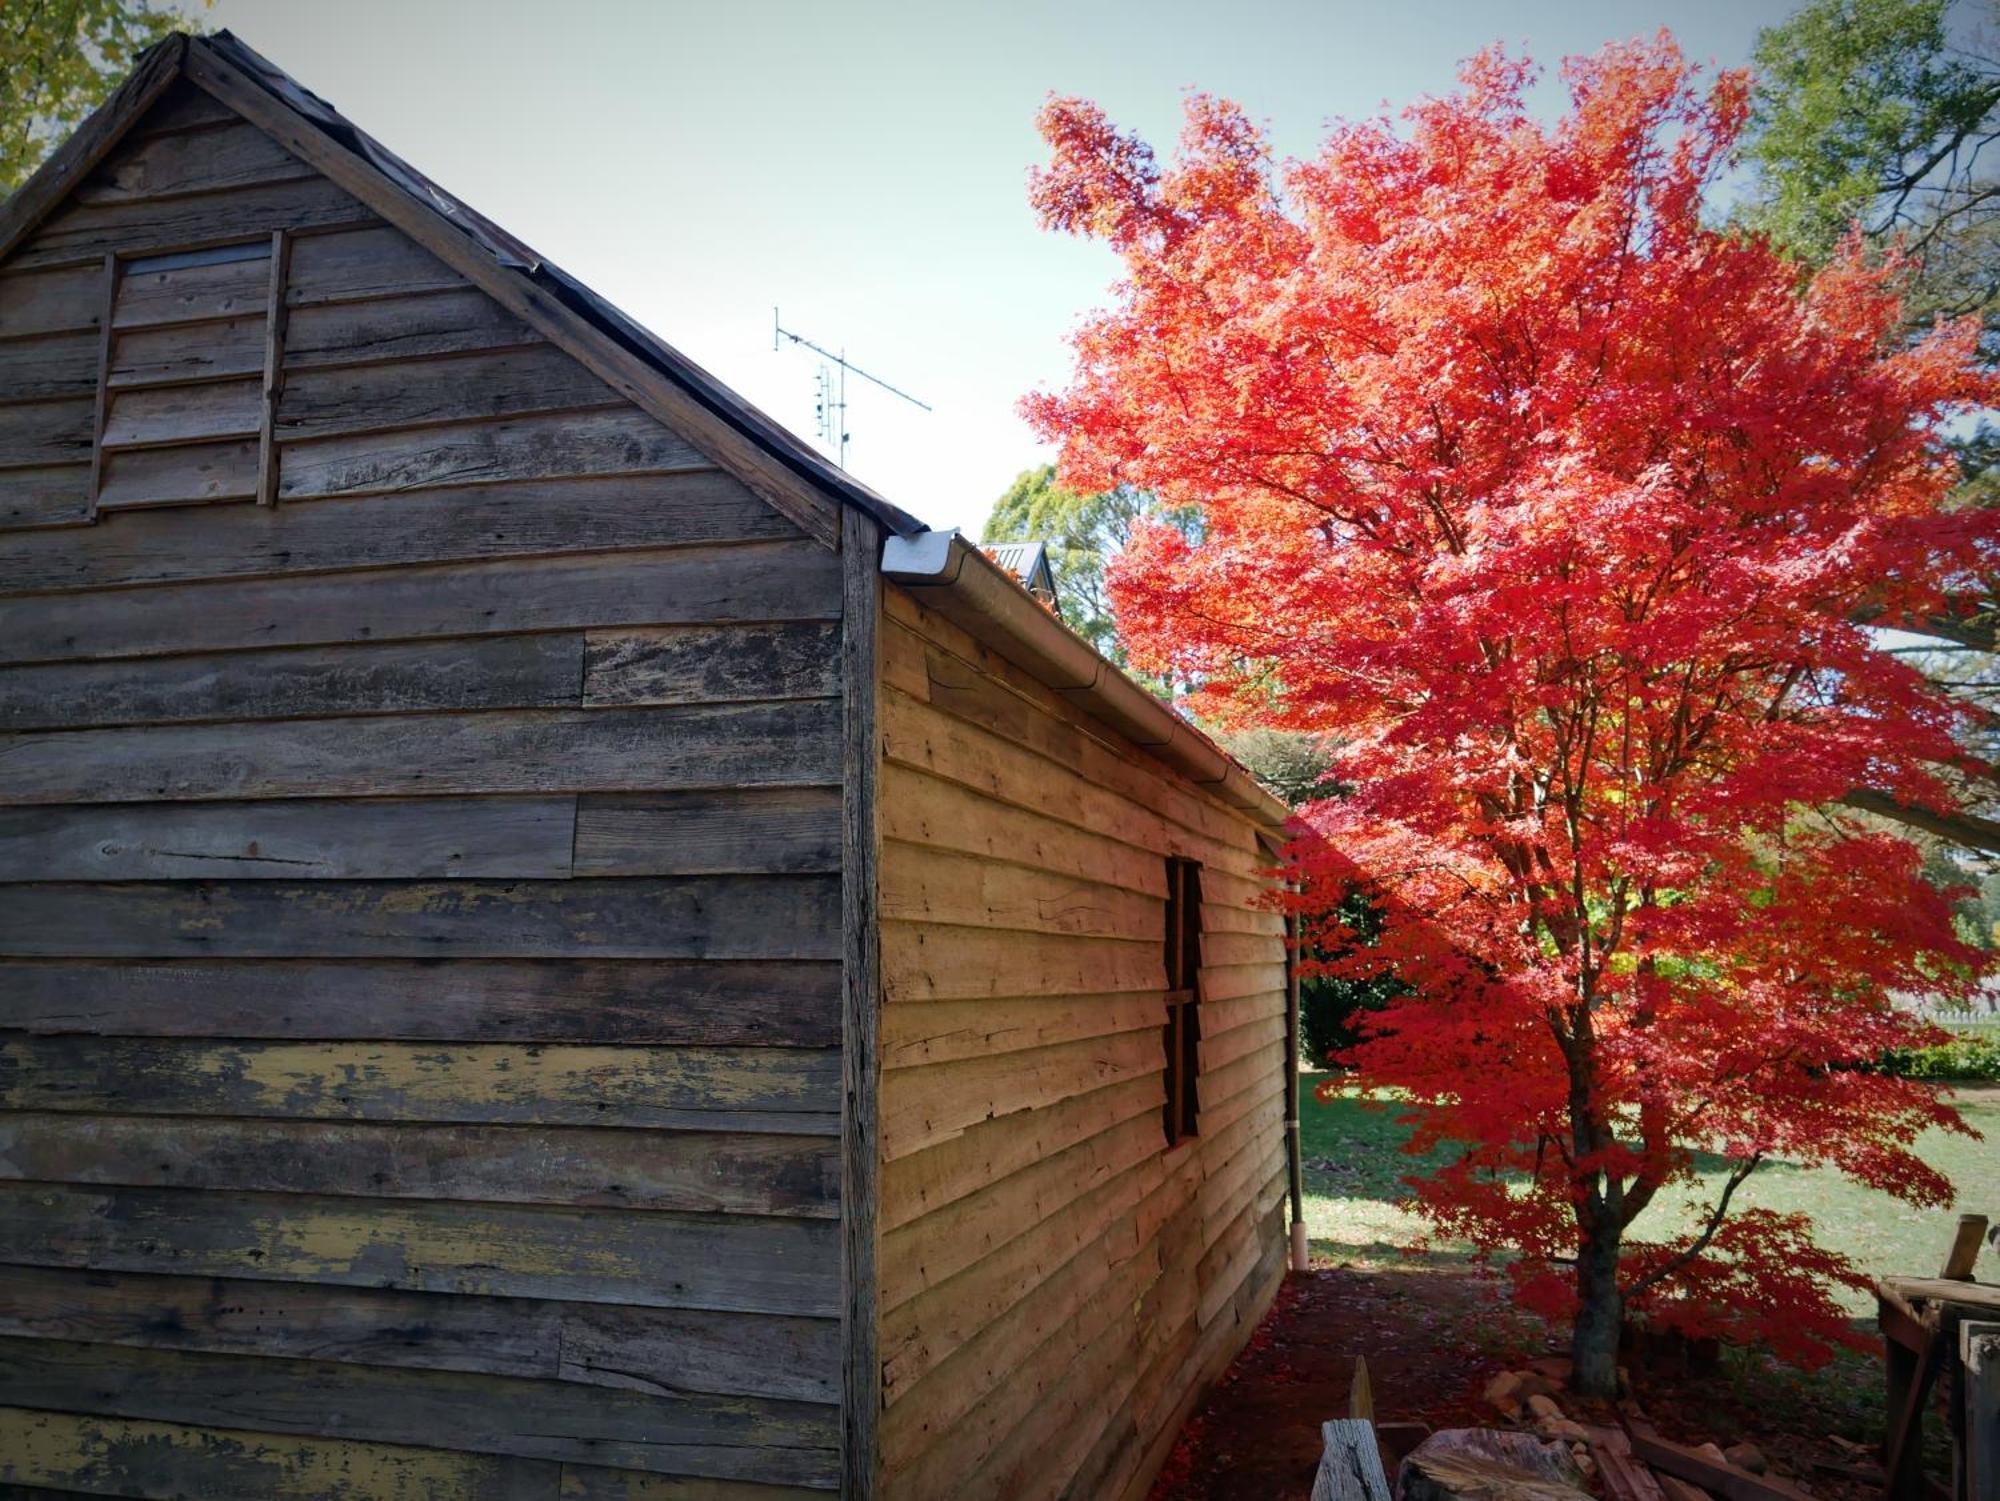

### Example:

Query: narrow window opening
xmin=1162 ymin=856 xmax=1202 ymax=1148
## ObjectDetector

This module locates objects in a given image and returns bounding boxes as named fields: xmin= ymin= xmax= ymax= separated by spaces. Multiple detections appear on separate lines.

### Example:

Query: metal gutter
xmin=881 ymin=530 xmax=1294 ymax=830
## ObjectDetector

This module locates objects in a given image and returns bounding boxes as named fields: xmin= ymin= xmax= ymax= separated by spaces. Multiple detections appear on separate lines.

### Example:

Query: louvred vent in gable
xmin=92 ymin=234 xmax=284 ymax=513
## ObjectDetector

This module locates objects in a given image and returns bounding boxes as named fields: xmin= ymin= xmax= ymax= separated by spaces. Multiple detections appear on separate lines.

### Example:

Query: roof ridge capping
xmin=884 ymin=531 xmax=1292 ymax=829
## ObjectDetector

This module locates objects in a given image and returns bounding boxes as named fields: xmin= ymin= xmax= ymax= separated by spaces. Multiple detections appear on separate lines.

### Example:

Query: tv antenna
xmin=773 ymin=308 xmax=931 ymax=469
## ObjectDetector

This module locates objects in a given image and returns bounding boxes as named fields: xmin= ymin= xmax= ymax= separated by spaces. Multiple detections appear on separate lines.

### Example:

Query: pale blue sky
xmin=205 ymin=0 xmax=1797 ymax=536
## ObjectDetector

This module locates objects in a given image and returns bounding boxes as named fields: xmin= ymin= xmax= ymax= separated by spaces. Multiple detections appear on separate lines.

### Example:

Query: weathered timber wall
xmin=0 ymin=80 xmax=843 ymax=1499
xmin=873 ymin=584 xmax=1290 ymax=1501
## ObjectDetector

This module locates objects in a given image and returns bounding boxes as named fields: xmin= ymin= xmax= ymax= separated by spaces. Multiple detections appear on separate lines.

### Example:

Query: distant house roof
xmin=980 ymin=542 xmax=1059 ymax=614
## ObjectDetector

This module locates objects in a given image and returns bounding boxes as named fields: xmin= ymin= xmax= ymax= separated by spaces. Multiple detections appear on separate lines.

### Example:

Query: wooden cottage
xmin=0 ymin=33 xmax=1302 ymax=1501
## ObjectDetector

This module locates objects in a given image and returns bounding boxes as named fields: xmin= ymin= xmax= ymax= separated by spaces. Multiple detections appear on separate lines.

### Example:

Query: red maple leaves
xmin=1027 ymin=35 xmax=1995 ymax=1371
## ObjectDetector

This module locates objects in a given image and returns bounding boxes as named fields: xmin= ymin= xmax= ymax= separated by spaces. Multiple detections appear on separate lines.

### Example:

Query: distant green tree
xmin=1211 ymin=727 xmax=1339 ymax=807
xmin=1297 ymin=887 xmax=1407 ymax=1071
xmin=1741 ymin=0 xmax=2000 ymax=346
xmin=1742 ymin=0 xmax=2000 ymax=880
xmin=2 ymin=0 xmax=200 ymax=196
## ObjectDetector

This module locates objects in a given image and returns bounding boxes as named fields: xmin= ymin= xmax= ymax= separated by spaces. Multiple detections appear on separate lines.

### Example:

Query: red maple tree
xmin=1026 ymin=36 xmax=1996 ymax=1392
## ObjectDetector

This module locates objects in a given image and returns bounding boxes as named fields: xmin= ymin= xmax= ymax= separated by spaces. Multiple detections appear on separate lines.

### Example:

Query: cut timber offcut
xmin=1313 ymin=1418 xmax=1393 ymax=1501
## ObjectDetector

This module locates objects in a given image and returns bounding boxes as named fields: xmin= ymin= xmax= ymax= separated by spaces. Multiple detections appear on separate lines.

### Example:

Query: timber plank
xmin=880 ymin=992 xmax=1162 ymax=1072
xmin=880 ymin=840 xmax=1160 ymax=939
xmin=0 ymin=1183 xmax=843 ymax=1314
xmin=0 ymin=796 xmax=577 ymax=880
xmin=0 ymin=266 xmax=106 ymax=341
xmin=574 ymin=789 xmax=842 ymax=876
xmin=0 ymin=397 xmax=92 ymax=468
xmin=75 ymin=120 xmax=312 ymax=203
xmin=879 ymin=1106 xmax=1165 ymax=1315
xmin=884 ymin=593 xmax=1259 ymax=847
xmin=879 ymin=1027 xmax=1163 ymax=1162
xmin=888 ymin=1214 xmax=1160 ymax=1501
xmin=878 ymin=1074 xmax=1163 ymax=1234
xmin=1196 ymin=1108 xmax=1287 ymax=1244
xmin=0 ymin=958 xmax=842 ymax=1046
xmin=556 ymin=1302 xmax=842 ymax=1405
xmin=1200 ymin=961 xmax=1288 ymax=1005
xmin=276 ymin=344 xmax=618 ymax=440
xmin=1183 ymin=1046 xmax=1282 ymax=1129
xmin=0 ymin=633 xmax=587 ymax=730
xmin=108 ymin=311 xmax=265 ymax=386
xmin=285 ymin=222 xmax=466 ymax=307
xmin=95 ymin=436 xmax=257 ymax=509
xmin=878 ymin=763 xmax=1167 ymax=896
xmin=101 ymin=375 xmax=273 ymax=449
xmin=112 ymin=250 xmax=272 ymax=328
xmin=0 ymin=330 xmax=98 ymax=400
xmin=881 ymin=1132 xmax=1158 ymax=1408
xmin=260 ymin=238 xmax=289 ymax=502
xmin=881 ymin=689 xmax=1237 ymax=870
xmin=884 ymin=617 xmax=1245 ymax=849
xmin=1200 ymin=991 xmax=1287 ymax=1050
xmin=561 ymin=1465 xmax=831 ymax=1500
xmin=1200 ymin=1011 xmax=1286 ymax=1073
xmin=277 ymin=407 xmax=706 ymax=499
xmin=584 ymin=623 xmax=841 ymax=707
xmin=840 ymin=506 xmax=884 ymax=1501
xmin=0 ymin=701 xmax=842 ymax=803
xmin=0 ymin=476 xmax=813 ymax=599
xmin=0 ymin=1113 xmax=839 ymax=1217
xmin=0 ymin=1264 xmax=840 ymax=1404
xmin=12 ymin=177 xmax=369 ymax=268
xmin=1200 ymin=930 xmax=1279 ymax=968
xmin=880 ymin=921 xmax=1158 ymax=1002
xmin=284 ymin=287 xmax=537 ymax=369
xmin=0 ymin=466 xmax=90 ymax=530
xmin=0 ymin=875 xmax=842 ymax=958
xmin=881 ymin=1199 xmax=1139 ymax=1474
xmin=124 ymin=78 xmax=240 ymax=136
xmin=0 ymin=1338 xmax=838 ymax=1485
xmin=0 ymin=1036 xmax=841 ymax=1131
xmin=0 ymin=1406 xmax=557 ymax=1500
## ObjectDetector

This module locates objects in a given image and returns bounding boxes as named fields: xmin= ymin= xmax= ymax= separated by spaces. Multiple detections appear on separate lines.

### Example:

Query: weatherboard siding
xmin=873 ymin=584 xmax=1290 ymax=1501
xmin=0 ymin=79 xmax=840 ymax=1500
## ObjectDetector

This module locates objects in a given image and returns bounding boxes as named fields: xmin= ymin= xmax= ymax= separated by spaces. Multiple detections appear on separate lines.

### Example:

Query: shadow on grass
xmin=1301 ymin=1079 xmax=1808 ymax=1212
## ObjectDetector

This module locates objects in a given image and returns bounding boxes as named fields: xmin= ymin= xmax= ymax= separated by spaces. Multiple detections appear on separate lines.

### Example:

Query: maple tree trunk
xmin=1570 ymin=1211 xmax=1624 ymax=1398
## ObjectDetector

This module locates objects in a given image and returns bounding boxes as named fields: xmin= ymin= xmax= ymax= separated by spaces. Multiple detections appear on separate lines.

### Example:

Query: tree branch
xmin=1841 ymin=788 xmax=2000 ymax=854
xmin=1852 ymin=603 xmax=1997 ymax=653
xmin=1620 ymin=1152 xmax=1763 ymax=1302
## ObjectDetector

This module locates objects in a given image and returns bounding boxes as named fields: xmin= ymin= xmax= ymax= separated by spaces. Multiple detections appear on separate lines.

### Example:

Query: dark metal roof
xmin=203 ymin=30 xmax=927 ymax=539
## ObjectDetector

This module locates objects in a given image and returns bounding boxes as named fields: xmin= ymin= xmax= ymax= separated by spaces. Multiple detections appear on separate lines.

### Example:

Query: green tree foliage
xmin=1296 ymin=886 xmax=1406 ymax=1072
xmin=1744 ymin=0 xmax=2000 ymax=889
xmin=1742 ymin=0 xmax=2000 ymax=342
xmin=2 ymin=0 xmax=200 ymax=196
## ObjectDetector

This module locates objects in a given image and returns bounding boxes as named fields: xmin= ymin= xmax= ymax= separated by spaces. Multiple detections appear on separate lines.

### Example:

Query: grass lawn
xmin=1300 ymin=1078 xmax=2000 ymax=1304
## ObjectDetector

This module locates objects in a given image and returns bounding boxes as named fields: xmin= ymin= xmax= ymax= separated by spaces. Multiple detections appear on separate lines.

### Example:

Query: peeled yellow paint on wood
xmin=0 ymin=1406 xmax=542 ymax=1498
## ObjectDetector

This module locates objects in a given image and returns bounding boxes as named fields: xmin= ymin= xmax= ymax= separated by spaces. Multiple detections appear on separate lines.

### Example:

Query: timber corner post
xmin=841 ymin=504 xmax=885 ymax=1498
xmin=1286 ymin=902 xmax=1309 ymax=1273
